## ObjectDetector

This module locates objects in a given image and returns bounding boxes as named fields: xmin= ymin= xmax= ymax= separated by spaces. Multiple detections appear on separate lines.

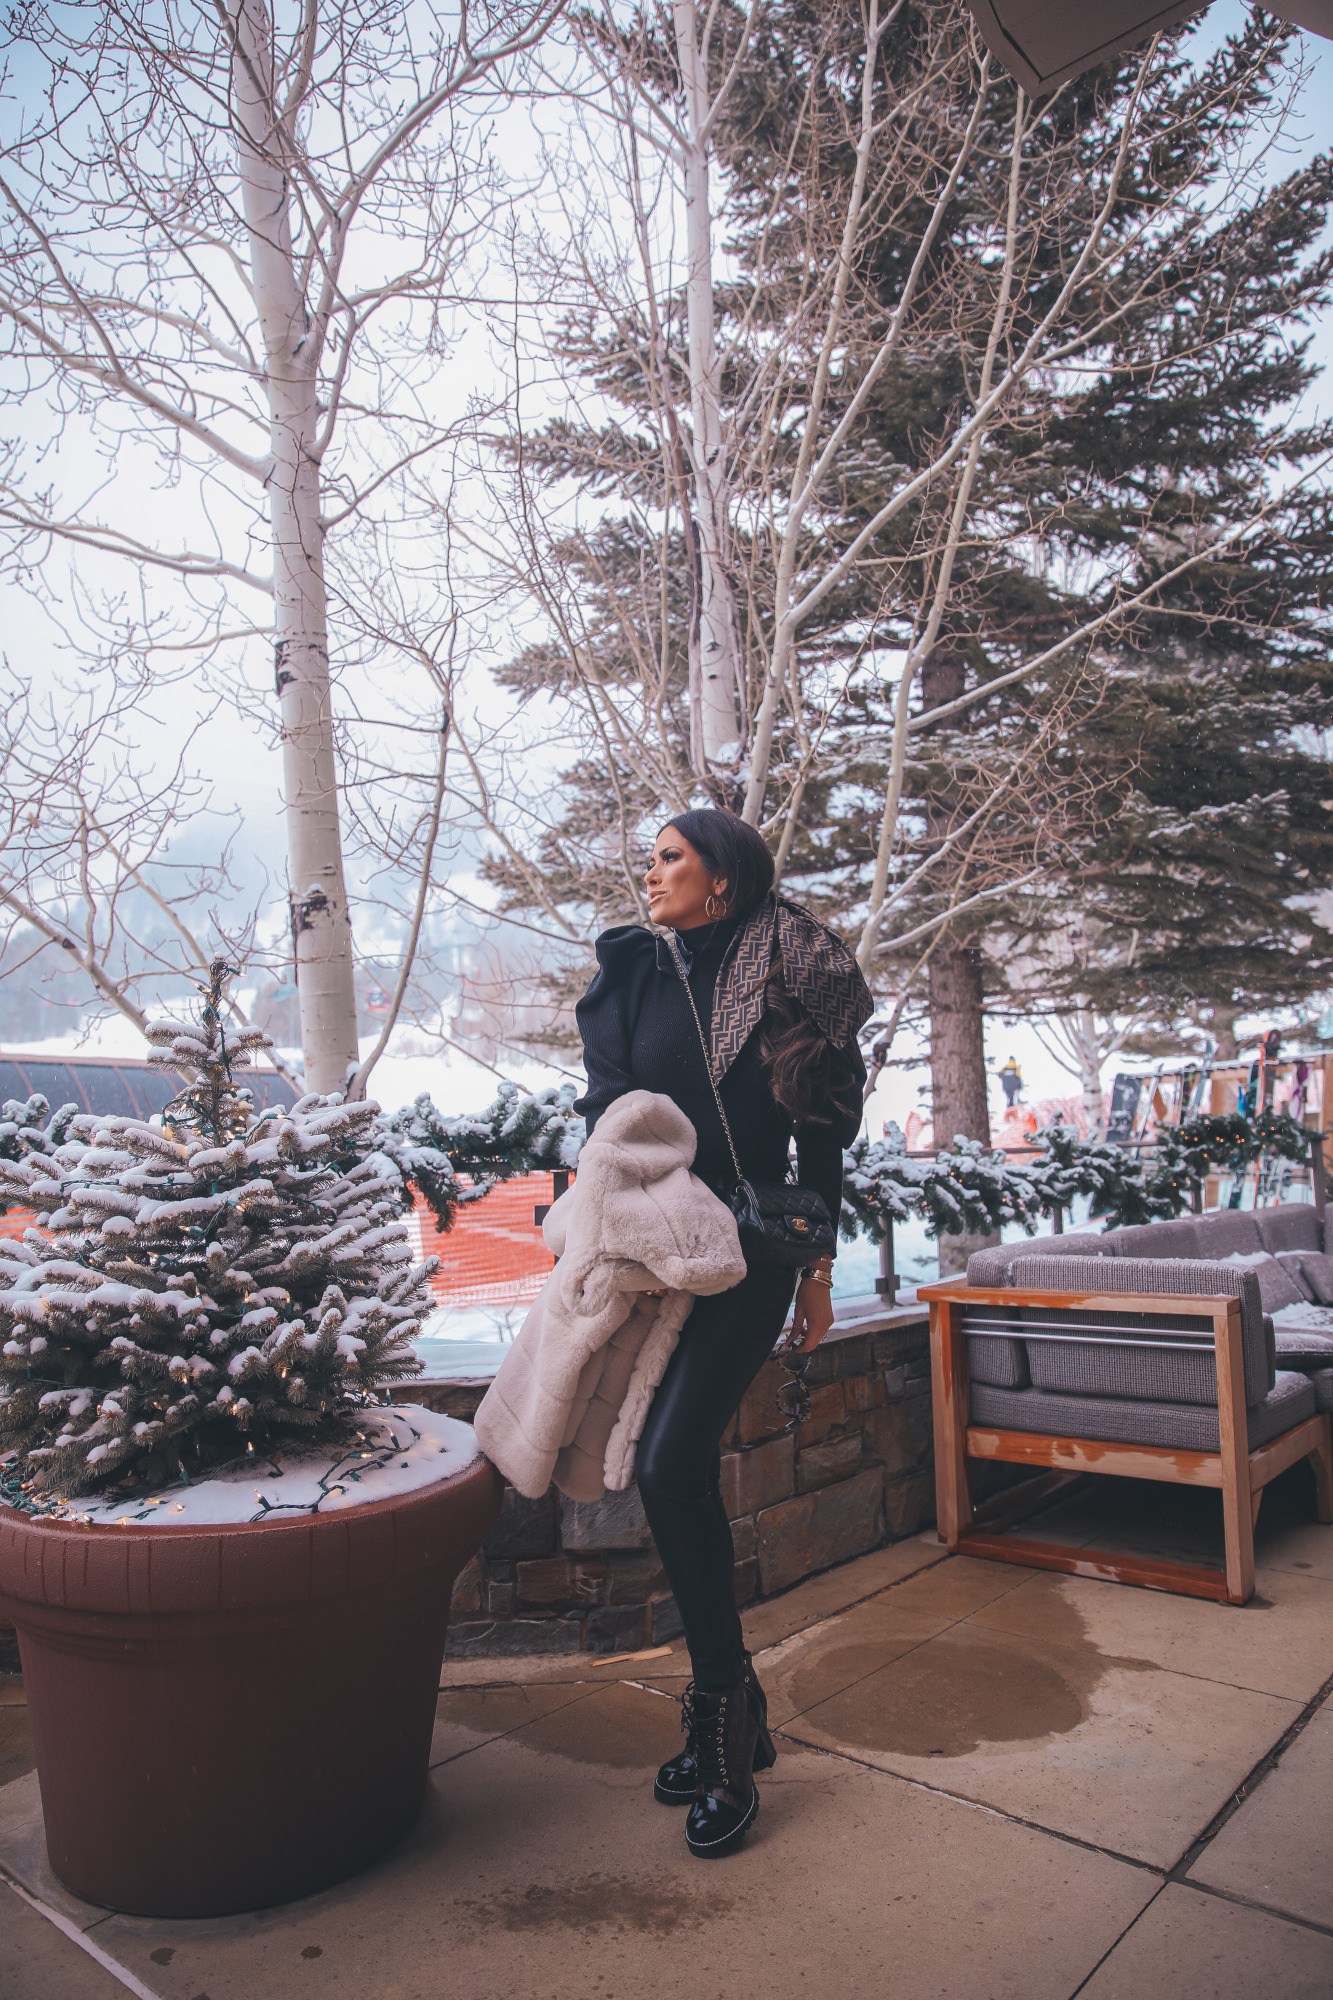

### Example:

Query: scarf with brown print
xmin=680 ymin=893 xmax=874 ymax=1083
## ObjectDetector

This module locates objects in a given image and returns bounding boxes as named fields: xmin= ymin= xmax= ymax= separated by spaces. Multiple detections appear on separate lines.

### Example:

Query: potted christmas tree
xmin=0 ymin=965 xmax=501 ymax=1917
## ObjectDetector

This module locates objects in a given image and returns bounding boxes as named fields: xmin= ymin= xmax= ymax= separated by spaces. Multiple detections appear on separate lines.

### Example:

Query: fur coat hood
xmin=473 ymin=1090 xmax=744 ymax=1501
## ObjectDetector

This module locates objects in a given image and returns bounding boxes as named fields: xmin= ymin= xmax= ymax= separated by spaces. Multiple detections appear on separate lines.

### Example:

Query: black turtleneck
xmin=573 ymin=916 xmax=863 ymax=1239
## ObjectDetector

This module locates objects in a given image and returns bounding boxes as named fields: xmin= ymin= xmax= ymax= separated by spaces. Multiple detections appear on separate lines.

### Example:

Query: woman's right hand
xmin=789 ymin=1274 xmax=835 ymax=1352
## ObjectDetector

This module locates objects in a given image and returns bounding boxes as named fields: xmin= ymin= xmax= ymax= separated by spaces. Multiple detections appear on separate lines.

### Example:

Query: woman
xmin=575 ymin=807 xmax=872 ymax=1857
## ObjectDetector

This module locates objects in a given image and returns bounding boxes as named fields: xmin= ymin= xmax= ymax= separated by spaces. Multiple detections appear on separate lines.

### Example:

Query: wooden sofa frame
xmin=918 ymin=1283 xmax=1333 ymax=1605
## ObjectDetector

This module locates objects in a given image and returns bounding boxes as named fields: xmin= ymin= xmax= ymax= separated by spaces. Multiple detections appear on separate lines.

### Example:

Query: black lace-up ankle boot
xmin=654 ymin=1681 xmax=700 ymax=1804
xmin=745 ymin=1651 xmax=778 ymax=1774
xmin=654 ymin=1654 xmax=775 ymax=1806
xmin=683 ymin=1676 xmax=762 ymax=1858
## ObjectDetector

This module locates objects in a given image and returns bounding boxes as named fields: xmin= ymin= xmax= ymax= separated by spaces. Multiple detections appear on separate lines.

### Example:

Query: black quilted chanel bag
xmin=664 ymin=933 xmax=837 ymax=1273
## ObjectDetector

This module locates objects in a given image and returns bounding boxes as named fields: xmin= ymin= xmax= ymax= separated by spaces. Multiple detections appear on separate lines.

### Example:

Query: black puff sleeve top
xmin=573 ymin=915 xmax=864 ymax=1239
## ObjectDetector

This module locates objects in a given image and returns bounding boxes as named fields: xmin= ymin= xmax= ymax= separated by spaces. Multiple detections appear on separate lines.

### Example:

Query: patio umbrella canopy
xmin=964 ymin=0 xmax=1333 ymax=96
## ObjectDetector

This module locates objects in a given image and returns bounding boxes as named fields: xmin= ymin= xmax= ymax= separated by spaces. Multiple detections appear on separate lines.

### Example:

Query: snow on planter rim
xmin=38 ymin=1405 xmax=480 ymax=1527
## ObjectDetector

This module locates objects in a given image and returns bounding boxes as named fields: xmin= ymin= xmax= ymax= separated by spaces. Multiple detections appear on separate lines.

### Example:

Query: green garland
xmin=371 ymin=1083 xmax=584 ymax=1231
xmin=841 ymin=1110 xmax=1316 ymax=1241
xmin=3 ymin=1049 xmax=1316 ymax=1270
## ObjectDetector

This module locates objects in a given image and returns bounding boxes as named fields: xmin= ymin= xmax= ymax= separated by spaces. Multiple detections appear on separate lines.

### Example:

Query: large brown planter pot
xmin=0 ymin=1442 xmax=502 ymax=1919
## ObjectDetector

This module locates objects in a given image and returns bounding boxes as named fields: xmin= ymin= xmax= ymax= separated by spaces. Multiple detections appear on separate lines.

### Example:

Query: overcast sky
xmin=3 ymin=2 xmax=1331 ymax=1117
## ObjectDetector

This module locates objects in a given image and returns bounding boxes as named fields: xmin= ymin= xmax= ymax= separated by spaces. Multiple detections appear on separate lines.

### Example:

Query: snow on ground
xmin=2 ymin=1020 xmax=169 ymax=1062
xmin=355 ymin=1041 xmax=569 ymax=1118
xmin=0 ymin=1018 xmax=571 ymax=1121
xmin=50 ymin=1405 xmax=480 ymax=1527
xmin=415 ymin=1300 xmax=533 ymax=1380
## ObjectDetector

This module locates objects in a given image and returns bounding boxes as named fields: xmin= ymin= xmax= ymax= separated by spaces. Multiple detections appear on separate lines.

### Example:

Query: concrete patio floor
xmin=2 ymin=1467 xmax=1331 ymax=2000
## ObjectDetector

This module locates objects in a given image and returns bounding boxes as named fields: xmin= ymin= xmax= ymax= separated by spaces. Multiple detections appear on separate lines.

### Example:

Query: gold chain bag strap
xmin=662 ymin=930 xmax=836 ymax=1275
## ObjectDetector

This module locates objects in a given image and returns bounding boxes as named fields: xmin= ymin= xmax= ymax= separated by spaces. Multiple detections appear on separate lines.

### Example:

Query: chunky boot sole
xmin=685 ymin=1785 xmax=759 ymax=1858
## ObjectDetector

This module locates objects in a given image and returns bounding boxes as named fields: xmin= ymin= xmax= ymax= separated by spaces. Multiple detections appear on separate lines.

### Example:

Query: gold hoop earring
xmin=705 ymin=892 xmax=728 ymax=920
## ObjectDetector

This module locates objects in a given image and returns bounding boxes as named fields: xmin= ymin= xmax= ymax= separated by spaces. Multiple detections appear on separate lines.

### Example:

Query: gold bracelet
xmin=801 ymin=1267 xmax=834 ymax=1289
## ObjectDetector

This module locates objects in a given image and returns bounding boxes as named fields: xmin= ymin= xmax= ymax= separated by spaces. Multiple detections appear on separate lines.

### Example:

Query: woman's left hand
xmin=790 ymin=1275 xmax=835 ymax=1353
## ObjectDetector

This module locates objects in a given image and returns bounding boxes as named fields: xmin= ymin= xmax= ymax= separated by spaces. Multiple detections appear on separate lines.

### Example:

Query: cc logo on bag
xmin=792 ymin=1216 xmax=809 ymax=1231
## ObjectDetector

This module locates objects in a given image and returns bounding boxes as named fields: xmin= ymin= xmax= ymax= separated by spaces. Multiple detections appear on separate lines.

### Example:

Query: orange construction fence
xmin=409 ymin=1174 xmax=559 ymax=1308
xmin=1 ymin=1176 xmax=561 ymax=1313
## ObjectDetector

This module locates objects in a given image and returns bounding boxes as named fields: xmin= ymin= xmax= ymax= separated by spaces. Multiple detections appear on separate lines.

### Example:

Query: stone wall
xmin=393 ymin=1304 xmax=935 ymax=1659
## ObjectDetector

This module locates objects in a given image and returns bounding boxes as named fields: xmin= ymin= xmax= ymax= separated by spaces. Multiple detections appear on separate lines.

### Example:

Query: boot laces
xmin=694 ymin=1692 xmax=730 ymax=1790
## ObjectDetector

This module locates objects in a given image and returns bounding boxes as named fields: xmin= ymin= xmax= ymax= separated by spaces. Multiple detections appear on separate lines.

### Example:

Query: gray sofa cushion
xmin=1276 ymin=1252 xmax=1319 ymax=1301
xmin=1021 ymin=1301 xmax=1235 ymax=1408
xmin=970 ymin=1368 xmax=1316 ymax=1455
xmin=1255 ymin=1206 xmax=1323 ymax=1256
xmin=965 ymin=1236 xmax=1115 ymax=1373
xmin=967 ymin=1338 xmax=1029 ymax=1388
xmin=963 ymin=1301 xmax=1031 ymax=1389
xmin=1274 ymin=1326 xmax=1333 ymax=1368
xmin=994 ymin=1254 xmax=1273 ymax=1407
xmin=966 ymin=1246 xmax=1018 ymax=1288
xmin=1248 ymin=1257 xmax=1308 ymax=1314
xmin=1024 ymin=1232 xmax=1113 ymax=1254
xmin=963 ymin=1251 xmax=1035 ymax=1381
xmin=1291 ymin=1252 xmax=1333 ymax=1307
xmin=1312 ymin=1369 xmax=1333 ymax=1413
xmin=1105 ymin=1220 xmax=1203 ymax=1260
xmin=965 ymin=1234 xmax=1112 ymax=1288
xmin=1192 ymin=1211 xmax=1264 ymax=1256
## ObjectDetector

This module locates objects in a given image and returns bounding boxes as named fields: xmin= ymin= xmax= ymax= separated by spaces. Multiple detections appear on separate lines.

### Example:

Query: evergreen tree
xmin=0 ymin=1095 xmax=79 ymax=1186
xmin=0 ymin=966 xmax=426 ymax=1505
xmin=491 ymin=8 xmax=1333 ymax=1136
xmin=714 ymin=6 xmax=1333 ymax=1097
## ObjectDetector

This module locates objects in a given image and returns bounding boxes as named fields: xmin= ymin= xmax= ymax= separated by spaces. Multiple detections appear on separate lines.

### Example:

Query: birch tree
xmin=0 ymin=0 xmax=561 ymax=1091
xmin=1028 ymin=1007 xmax=1131 ymax=1139
xmin=558 ymin=0 xmax=756 ymax=775
xmin=0 ymin=660 xmax=299 ymax=1072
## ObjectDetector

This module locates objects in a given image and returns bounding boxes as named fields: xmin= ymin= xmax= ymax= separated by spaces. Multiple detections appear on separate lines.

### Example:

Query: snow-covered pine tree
xmin=0 ymin=963 xmax=425 ymax=1506
xmin=0 ymin=1094 xmax=80 ymax=1178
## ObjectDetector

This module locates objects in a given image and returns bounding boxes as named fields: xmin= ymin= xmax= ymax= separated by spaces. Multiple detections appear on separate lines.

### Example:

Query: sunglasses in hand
xmin=774 ymin=1346 xmax=811 ymax=1434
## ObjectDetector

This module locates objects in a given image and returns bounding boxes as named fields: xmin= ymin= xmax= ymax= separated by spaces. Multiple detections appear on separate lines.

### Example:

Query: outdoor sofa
xmin=917 ymin=1203 xmax=1333 ymax=1605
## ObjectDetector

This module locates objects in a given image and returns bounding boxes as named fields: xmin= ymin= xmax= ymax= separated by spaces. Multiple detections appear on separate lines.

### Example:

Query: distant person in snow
xmin=1000 ymin=1057 xmax=1023 ymax=1108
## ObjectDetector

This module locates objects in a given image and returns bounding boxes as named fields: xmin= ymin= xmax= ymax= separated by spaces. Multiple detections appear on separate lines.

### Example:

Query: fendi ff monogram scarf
xmin=706 ymin=894 xmax=873 ymax=1082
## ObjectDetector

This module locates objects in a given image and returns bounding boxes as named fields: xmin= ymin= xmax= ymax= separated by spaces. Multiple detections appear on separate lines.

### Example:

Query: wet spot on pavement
xmin=792 ymin=1583 xmax=1155 ymax=1757
xmin=456 ymin=1873 xmax=734 ymax=1936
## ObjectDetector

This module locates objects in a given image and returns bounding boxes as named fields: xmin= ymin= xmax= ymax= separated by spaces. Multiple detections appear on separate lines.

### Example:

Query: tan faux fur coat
xmin=473 ymin=1090 xmax=745 ymax=1502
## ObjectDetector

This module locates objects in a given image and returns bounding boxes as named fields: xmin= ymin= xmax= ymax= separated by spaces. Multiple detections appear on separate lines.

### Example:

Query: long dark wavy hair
xmin=661 ymin=808 xmax=834 ymax=1125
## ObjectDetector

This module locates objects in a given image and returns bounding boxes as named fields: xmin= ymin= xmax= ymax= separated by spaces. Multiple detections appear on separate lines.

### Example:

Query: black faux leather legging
xmin=635 ymin=1259 xmax=798 ymax=1691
